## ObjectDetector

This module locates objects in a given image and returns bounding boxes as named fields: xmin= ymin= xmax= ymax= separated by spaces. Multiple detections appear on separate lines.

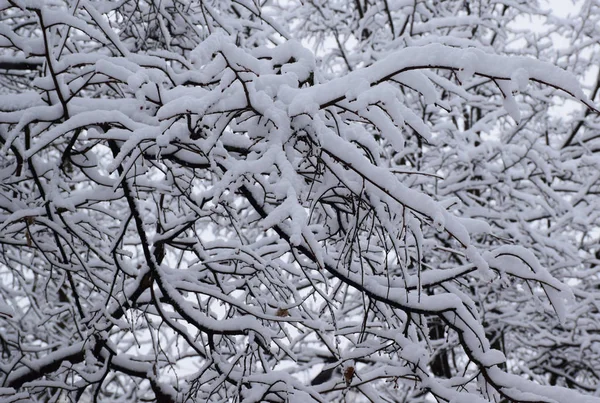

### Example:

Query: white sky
xmin=547 ymin=0 xmax=581 ymax=17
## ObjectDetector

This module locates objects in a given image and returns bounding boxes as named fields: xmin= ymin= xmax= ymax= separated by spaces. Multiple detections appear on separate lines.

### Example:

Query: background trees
xmin=1 ymin=0 xmax=600 ymax=402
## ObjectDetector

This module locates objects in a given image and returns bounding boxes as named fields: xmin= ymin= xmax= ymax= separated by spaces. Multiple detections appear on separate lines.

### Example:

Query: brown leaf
xmin=343 ymin=366 xmax=354 ymax=385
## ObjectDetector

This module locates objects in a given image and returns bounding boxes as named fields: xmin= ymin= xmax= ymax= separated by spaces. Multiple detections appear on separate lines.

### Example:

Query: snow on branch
xmin=1 ymin=1 xmax=599 ymax=402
